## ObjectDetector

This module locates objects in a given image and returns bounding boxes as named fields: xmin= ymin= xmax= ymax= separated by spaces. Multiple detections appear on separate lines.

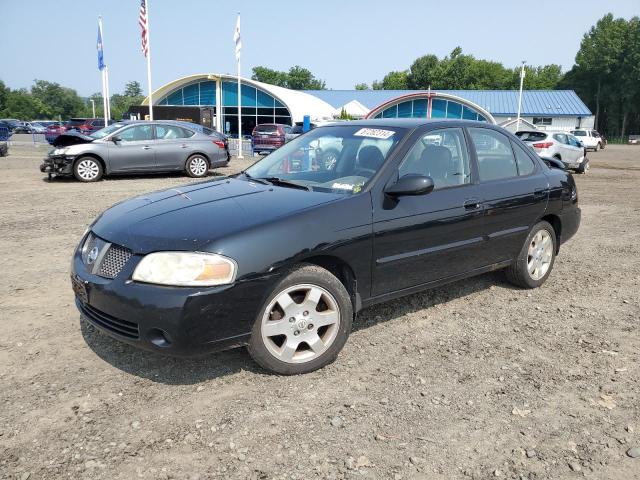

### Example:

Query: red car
xmin=251 ymin=124 xmax=291 ymax=154
xmin=45 ymin=118 xmax=108 ymax=144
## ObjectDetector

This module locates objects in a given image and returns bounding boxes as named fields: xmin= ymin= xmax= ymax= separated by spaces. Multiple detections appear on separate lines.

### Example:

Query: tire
xmin=577 ymin=160 xmax=589 ymax=174
xmin=185 ymin=154 xmax=209 ymax=178
xmin=74 ymin=156 xmax=103 ymax=182
xmin=595 ymin=143 xmax=601 ymax=151
xmin=506 ymin=221 xmax=557 ymax=289
xmin=248 ymin=264 xmax=353 ymax=375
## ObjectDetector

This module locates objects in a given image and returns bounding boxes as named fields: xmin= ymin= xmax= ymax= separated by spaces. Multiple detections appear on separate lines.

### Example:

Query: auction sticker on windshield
xmin=353 ymin=128 xmax=395 ymax=139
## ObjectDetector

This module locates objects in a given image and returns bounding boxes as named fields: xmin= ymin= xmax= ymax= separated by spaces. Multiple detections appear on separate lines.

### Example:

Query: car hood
xmin=91 ymin=177 xmax=344 ymax=254
xmin=52 ymin=132 xmax=95 ymax=147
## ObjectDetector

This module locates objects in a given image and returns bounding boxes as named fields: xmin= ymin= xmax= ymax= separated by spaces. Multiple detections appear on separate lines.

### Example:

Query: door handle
xmin=463 ymin=199 xmax=482 ymax=211
xmin=142 ymin=146 xmax=152 ymax=150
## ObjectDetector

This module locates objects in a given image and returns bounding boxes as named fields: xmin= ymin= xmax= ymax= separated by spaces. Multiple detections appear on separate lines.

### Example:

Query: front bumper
xmin=71 ymin=236 xmax=279 ymax=356
xmin=40 ymin=155 xmax=75 ymax=175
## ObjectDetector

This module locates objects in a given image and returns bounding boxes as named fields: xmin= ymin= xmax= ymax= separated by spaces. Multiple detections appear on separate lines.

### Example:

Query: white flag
xmin=233 ymin=15 xmax=241 ymax=61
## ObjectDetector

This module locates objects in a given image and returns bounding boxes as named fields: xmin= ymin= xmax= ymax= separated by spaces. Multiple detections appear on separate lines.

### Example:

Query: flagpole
xmin=516 ymin=60 xmax=525 ymax=131
xmin=105 ymin=65 xmax=111 ymax=121
xmin=98 ymin=16 xmax=108 ymax=127
xmin=145 ymin=0 xmax=154 ymax=121
xmin=236 ymin=13 xmax=243 ymax=159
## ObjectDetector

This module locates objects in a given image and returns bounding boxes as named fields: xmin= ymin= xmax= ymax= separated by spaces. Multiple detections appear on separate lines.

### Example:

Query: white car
xmin=516 ymin=130 xmax=589 ymax=174
xmin=570 ymin=129 xmax=605 ymax=151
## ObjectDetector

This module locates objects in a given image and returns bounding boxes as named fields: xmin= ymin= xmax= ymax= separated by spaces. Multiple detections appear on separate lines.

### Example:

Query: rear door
xmin=106 ymin=124 xmax=155 ymax=172
xmin=153 ymin=124 xmax=194 ymax=170
xmin=469 ymin=127 xmax=549 ymax=264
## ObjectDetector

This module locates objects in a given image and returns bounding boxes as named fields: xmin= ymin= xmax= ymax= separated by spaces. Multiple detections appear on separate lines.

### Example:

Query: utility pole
xmin=516 ymin=61 xmax=526 ymax=131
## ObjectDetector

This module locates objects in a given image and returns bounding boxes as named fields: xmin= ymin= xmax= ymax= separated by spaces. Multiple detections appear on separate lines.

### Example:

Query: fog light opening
xmin=147 ymin=328 xmax=172 ymax=348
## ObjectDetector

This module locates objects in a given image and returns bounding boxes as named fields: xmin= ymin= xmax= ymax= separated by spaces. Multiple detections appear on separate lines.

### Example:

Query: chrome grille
xmin=98 ymin=245 xmax=132 ymax=279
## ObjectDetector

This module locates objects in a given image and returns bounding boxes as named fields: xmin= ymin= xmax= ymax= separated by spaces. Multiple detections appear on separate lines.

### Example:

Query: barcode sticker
xmin=353 ymin=128 xmax=395 ymax=139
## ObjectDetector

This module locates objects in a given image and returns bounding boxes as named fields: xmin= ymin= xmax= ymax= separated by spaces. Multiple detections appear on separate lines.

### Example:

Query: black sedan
xmin=72 ymin=119 xmax=580 ymax=374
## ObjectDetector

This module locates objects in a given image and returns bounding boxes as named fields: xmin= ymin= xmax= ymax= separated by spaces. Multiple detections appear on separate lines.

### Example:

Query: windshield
xmin=90 ymin=123 xmax=128 ymax=139
xmin=243 ymin=125 xmax=405 ymax=194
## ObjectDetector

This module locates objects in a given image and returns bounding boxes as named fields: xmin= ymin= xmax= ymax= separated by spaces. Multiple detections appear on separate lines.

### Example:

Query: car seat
xmin=354 ymin=145 xmax=384 ymax=178
xmin=420 ymin=145 xmax=452 ymax=188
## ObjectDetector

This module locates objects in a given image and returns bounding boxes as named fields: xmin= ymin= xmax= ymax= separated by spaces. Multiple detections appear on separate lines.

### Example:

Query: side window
xmin=399 ymin=128 xmax=471 ymax=190
xmin=469 ymin=128 xmax=518 ymax=182
xmin=512 ymin=141 xmax=536 ymax=176
xmin=155 ymin=125 xmax=191 ymax=140
xmin=118 ymin=125 xmax=154 ymax=142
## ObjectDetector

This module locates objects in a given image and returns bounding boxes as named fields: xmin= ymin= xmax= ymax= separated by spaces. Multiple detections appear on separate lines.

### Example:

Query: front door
xmin=468 ymin=127 xmax=549 ymax=264
xmin=107 ymin=124 xmax=155 ymax=172
xmin=371 ymin=127 xmax=486 ymax=296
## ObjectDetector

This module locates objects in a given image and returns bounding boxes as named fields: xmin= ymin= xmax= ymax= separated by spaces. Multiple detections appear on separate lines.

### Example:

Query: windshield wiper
xmin=259 ymin=177 xmax=311 ymax=191
xmin=239 ymin=171 xmax=272 ymax=186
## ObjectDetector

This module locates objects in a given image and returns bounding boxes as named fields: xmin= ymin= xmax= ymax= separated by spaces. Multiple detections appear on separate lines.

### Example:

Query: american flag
xmin=139 ymin=0 xmax=149 ymax=57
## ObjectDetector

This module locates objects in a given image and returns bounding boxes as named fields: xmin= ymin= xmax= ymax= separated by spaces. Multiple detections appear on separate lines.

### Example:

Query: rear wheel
xmin=595 ymin=142 xmax=601 ymax=151
xmin=506 ymin=221 xmax=556 ymax=289
xmin=248 ymin=264 xmax=353 ymax=375
xmin=74 ymin=157 xmax=103 ymax=182
xmin=185 ymin=154 xmax=209 ymax=178
xmin=577 ymin=160 xmax=589 ymax=174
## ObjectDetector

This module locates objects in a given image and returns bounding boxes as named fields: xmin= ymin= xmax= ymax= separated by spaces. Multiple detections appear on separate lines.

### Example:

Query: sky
xmin=1 ymin=0 xmax=638 ymax=97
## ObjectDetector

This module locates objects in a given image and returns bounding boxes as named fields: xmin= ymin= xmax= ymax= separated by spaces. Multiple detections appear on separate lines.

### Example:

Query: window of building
xmin=533 ymin=117 xmax=552 ymax=126
xmin=469 ymin=128 xmax=518 ymax=182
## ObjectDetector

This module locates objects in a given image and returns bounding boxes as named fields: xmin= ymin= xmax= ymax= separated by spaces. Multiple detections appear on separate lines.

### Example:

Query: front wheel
xmin=595 ymin=143 xmax=601 ymax=151
xmin=185 ymin=154 xmax=209 ymax=178
xmin=248 ymin=264 xmax=353 ymax=375
xmin=74 ymin=157 xmax=103 ymax=182
xmin=506 ymin=221 xmax=556 ymax=289
xmin=577 ymin=160 xmax=589 ymax=174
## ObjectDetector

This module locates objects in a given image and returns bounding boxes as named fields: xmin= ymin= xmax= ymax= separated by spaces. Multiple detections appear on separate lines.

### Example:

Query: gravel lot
xmin=1 ymin=142 xmax=639 ymax=480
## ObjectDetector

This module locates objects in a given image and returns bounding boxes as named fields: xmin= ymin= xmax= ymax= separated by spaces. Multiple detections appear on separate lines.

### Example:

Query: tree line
xmin=0 ymin=80 xmax=145 ymax=122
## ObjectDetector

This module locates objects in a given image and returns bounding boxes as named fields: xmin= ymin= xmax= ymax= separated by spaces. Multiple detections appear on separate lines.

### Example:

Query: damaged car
xmin=41 ymin=120 xmax=230 ymax=182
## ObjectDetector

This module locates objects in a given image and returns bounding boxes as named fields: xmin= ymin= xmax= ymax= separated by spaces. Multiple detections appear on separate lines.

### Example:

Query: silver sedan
xmin=40 ymin=120 xmax=230 ymax=182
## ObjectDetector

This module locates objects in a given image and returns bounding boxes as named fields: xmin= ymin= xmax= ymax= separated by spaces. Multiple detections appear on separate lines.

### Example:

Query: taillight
xmin=532 ymin=142 xmax=553 ymax=149
xmin=213 ymin=140 xmax=225 ymax=149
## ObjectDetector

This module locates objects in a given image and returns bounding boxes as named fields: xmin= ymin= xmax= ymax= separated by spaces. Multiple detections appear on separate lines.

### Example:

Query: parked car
xmin=71 ymin=119 xmax=581 ymax=374
xmin=252 ymin=123 xmax=291 ymax=154
xmin=45 ymin=118 xmax=109 ymax=144
xmin=0 ymin=120 xmax=11 ymax=156
xmin=40 ymin=120 xmax=230 ymax=182
xmin=285 ymin=120 xmax=337 ymax=143
xmin=45 ymin=122 xmax=69 ymax=144
xmin=13 ymin=121 xmax=47 ymax=134
xmin=570 ymin=129 xmax=605 ymax=151
xmin=0 ymin=119 xmax=21 ymax=132
xmin=516 ymin=130 xmax=589 ymax=173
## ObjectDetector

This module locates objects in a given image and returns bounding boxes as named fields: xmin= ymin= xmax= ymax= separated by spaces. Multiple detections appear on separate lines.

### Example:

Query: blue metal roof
xmin=303 ymin=89 xmax=592 ymax=117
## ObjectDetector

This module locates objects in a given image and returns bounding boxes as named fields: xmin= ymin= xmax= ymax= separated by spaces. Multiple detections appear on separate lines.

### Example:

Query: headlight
xmin=132 ymin=252 xmax=237 ymax=287
xmin=52 ymin=147 xmax=69 ymax=155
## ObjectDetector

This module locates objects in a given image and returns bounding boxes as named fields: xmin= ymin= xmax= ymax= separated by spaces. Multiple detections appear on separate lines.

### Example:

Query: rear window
xmin=571 ymin=130 xmax=586 ymax=136
xmin=255 ymin=125 xmax=279 ymax=134
xmin=516 ymin=131 xmax=547 ymax=142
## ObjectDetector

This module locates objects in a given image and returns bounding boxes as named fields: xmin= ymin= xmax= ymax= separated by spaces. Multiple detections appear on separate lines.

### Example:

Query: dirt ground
xmin=0 ymin=142 xmax=639 ymax=480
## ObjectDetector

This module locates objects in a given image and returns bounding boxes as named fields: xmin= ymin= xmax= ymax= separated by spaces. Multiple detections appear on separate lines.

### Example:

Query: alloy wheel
xmin=76 ymin=159 xmax=100 ymax=181
xmin=527 ymin=230 xmax=553 ymax=280
xmin=189 ymin=157 xmax=208 ymax=176
xmin=261 ymin=284 xmax=341 ymax=364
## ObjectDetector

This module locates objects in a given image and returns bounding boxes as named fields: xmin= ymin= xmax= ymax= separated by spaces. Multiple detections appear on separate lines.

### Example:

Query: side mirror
xmin=111 ymin=135 xmax=121 ymax=143
xmin=385 ymin=174 xmax=435 ymax=197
